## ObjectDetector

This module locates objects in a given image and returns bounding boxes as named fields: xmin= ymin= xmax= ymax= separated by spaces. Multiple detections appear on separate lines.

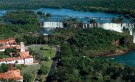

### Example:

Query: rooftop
xmin=0 ymin=69 xmax=23 ymax=80
xmin=0 ymin=38 xmax=16 ymax=45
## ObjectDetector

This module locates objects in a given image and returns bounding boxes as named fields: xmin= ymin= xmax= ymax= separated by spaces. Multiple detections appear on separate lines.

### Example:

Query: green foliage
xmin=40 ymin=47 xmax=44 ymax=50
xmin=112 ymin=16 xmax=123 ymax=23
xmin=0 ymin=52 xmax=10 ymax=58
xmin=48 ymin=28 xmax=135 ymax=82
xmin=51 ymin=28 xmax=134 ymax=55
xmin=46 ymin=13 xmax=51 ymax=17
xmin=0 ymin=63 xmax=9 ymax=73
xmin=39 ymin=63 xmax=49 ymax=75
xmin=23 ymin=73 xmax=32 ymax=82
xmin=0 ymin=10 xmax=39 ymax=38
xmin=20 ymin=65 xmax=40 ymax=82
xmin=89 ymin=19 xmax=96 ymax=23
xmin=4 ymin=48 xmax=18 ymax=57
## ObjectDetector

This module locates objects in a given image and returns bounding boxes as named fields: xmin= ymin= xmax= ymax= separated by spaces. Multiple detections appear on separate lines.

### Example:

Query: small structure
xmin=0 ymin=69 xmax=23 ymax=82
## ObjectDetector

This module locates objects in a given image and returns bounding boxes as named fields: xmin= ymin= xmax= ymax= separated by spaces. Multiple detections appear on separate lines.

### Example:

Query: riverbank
xmin=98 ymin=49 xmax=131 ymax=57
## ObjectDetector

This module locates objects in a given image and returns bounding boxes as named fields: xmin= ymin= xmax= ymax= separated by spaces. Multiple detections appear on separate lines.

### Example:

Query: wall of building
xmin=0 ymin=58 xmax=33 ymax=65
xmin=24 ymin=58 xmax=33 ymax=65
xmin=0 ymin=49 xmax=5 ymax=52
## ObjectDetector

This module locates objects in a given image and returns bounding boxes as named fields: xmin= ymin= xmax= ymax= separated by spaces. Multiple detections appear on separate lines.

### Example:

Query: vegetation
xmin=29 ymin=45 xmax=56 ymax=61
xmin=0 ymin=64 xmax=9 ymax=73
xmin=0 ymin=0 xmax=135 ymax=17
xmin=111 ymin=16 xmax=123 ymax=23
xmin=0 ymin=10 xmax=48 ymax=45
xmin=0 ymin=48 xmax=19 ymax=58
xmin=0 ymin=52 xmax=10 ymax=58
xmin=0 ymin=10 xmax=39 ymax=39
xmin=16 ymin=64 xmax=40 ymax=82
xmin=28 ymin=45 xmax=56 ymax=82
xmin=48 ymin=28 xmax=135 ymax=82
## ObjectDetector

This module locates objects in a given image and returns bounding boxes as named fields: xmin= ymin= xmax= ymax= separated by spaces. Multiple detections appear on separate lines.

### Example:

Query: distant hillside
xmin=0 ymin=0 xmax=135 ymax=17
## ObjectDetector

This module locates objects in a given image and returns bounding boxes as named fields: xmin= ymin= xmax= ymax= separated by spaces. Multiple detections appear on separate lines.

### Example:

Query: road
xmin=46 ymin=45 xmax=60 ymax=82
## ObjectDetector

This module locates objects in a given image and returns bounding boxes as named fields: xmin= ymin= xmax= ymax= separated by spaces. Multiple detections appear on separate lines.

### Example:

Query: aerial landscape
xmin=0 ymin=0 xmax=135 ymax=82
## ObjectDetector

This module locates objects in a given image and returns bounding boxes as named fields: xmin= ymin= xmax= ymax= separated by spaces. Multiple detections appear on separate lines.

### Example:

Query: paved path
xmin=46 ymin=45 xmax=60 ymax=82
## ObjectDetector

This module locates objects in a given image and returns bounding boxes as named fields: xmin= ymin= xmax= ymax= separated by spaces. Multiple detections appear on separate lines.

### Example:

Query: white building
xmin=0 ymin=57 xmax=33 ymax=65
xmin=0 ymin=42 xmax=34 ymax=65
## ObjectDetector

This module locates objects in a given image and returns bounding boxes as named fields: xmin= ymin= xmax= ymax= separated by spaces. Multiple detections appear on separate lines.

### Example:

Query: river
xmin=0 ymin=8 xmax=129 ymax=23
xmin=103 ymin=51 xmax=135 ymax=66
xmin=35 ymin=8 xmax=129 ymax=23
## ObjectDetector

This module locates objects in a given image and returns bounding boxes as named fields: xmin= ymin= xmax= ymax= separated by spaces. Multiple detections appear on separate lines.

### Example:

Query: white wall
xmin=0 ymin=49 xmax=5 ymax=52
xmin=24 ymin=58 xmax=33 ymax=65
xmin=0 ymin=58 xmax=33 ymax=65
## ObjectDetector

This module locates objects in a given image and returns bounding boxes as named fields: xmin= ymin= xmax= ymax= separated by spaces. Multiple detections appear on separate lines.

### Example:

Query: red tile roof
xmin=0 ymin=69 xmax=23 ymax=80
xmin=0 ymin=38 xmax=16 ymax=45
xmin=15 ymin=45 xmax=21 ymax=50
xmin=0 ymin=58 xmax=22 ymax=62
xmin=0 ymin=57 xmax=33 ymax=62
xmin=19 ymin=51 xmax=32 ymax=58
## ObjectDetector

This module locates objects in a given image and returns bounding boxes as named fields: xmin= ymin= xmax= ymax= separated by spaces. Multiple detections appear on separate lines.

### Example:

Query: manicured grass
xmin=30 ymin=45 xmax=56 ymax=59
xmin=41 ymin=61 xmax=52 ymax=82
xmin=16 ymin=64 xmax=40 ymax=82
xmin=28 ymin=45 xmax=56 ymax=82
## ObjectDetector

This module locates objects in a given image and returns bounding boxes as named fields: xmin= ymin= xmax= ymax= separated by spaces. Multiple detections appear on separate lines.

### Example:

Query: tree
xmin=0 ymin=63 xmax=9 ymax=73
xmin=23 ymin=73 xmax=32 ymax=82
xmin=46 ymin=13 xmax=51 ymax=17
xmin=89 ymin=19 xmax=96 ymax=23
xmin=39 ymin=63 xmax=48 ymax=74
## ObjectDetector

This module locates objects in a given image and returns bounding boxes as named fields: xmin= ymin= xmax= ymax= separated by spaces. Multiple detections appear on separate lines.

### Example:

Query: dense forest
xmin=0 ymin=10 xmax=47 ymax=44
xmin=0 ymin=10 xmax=39 ymax=38
xmin=50 ymin=28 xmax=135 ymax=55
xmin=0 ymin=0 xmax=135 ymax=17
xmin=48 ymin=28 xmax=135 ymax=82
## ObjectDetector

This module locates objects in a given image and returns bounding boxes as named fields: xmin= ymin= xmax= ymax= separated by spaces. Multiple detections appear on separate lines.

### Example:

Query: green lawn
xmin=16 ymin=64 xmax=40 ymax=82
xmin=28 ymin=45 xmax=56 ymax=82
xmin=30 ymin=45 xmax=56 ymax=59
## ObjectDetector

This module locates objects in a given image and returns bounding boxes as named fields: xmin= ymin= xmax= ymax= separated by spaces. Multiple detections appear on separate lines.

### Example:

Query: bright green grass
xmin=18 ymin=64 xmax=40 ymax=82
xmin=28 ymin=45 xmax=56 ymax=82
xmin=30 ymin=45 xmax=56 ymax=59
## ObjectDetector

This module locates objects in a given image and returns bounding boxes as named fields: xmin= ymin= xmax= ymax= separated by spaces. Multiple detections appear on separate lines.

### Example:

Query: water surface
xmin=104 ymin=51 xmax=135 ymax=66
